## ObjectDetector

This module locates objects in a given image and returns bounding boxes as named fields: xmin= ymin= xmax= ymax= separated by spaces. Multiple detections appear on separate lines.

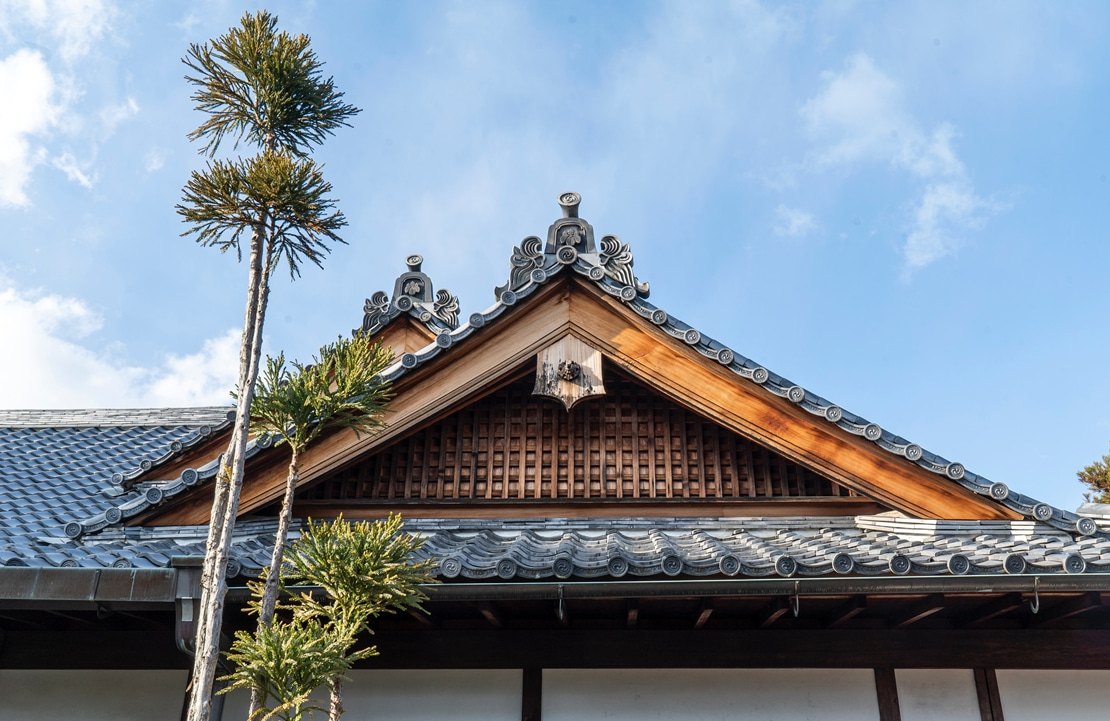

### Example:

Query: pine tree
xmin=220 ymin=516 xmax=437 ymax=720
xmin=177 ymin=12 xmax=359 ymax=721
xmin=244 ymin=333 xmax=393 ymax=717
xmin=1078 ymin=444 xmax=1110 ymax=503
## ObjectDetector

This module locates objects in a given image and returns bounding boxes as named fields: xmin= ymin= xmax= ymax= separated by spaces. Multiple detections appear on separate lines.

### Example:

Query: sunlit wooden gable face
xmin=140 ymin=193 xmax=1035 ymax=527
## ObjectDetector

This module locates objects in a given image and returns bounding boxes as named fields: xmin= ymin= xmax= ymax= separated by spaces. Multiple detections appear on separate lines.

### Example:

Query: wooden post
xmin=874 ymin=668 xmax=901 ymax=721
xmin=522 ymin=667 xmax=542 ymax=721
xmin=974 ymin=668 xmax=1005 ymax=721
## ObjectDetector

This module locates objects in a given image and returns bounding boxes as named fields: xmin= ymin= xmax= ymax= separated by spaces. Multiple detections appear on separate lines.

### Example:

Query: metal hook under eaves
xmin=1030 ymin=576 xmax=1040 ymax=614
xmin=791 ymin=580 xmax=801 ymax=618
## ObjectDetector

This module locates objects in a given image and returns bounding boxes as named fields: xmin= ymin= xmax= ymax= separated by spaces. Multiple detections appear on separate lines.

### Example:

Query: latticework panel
xmin=300 ymin=375 xmax=856 ymax=503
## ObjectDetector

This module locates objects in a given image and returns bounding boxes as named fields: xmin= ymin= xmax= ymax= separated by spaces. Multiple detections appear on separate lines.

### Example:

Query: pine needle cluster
xmin=221 ymin=516 xmax=437 ymax=721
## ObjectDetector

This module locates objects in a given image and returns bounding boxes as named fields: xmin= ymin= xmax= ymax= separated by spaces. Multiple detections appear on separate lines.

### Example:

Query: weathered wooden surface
xmin=297 ymin=374 xmax=859 ymax=505
xmin=533 ymin=334 xmax=605 ymax=410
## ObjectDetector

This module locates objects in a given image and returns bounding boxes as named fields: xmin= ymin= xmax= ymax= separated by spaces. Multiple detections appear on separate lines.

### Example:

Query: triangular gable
xmin=290 ymin=368 xmax=888 ymax=519
xmin=129 ymin=193 xmax=1095 ymax=537
xmin=143 ymin=275 xmax=1008 ymax=526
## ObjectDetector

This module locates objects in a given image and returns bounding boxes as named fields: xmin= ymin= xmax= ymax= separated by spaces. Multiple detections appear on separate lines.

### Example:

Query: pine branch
xmin=184 ymin=11 xmax=360 ymax=156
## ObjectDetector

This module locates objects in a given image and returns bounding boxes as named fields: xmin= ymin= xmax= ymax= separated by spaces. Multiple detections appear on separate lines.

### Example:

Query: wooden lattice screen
xmin=300 ymin=373 xmax=856 ymax=503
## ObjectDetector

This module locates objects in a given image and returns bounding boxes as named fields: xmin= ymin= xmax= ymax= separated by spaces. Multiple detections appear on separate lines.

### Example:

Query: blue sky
xmin=1 ymin=0 xmax=1108 ymax=510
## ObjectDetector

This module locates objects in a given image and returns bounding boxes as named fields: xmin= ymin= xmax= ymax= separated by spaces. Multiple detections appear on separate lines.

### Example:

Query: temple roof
xmin=0 ymin=193 xmax=1102 ymax=584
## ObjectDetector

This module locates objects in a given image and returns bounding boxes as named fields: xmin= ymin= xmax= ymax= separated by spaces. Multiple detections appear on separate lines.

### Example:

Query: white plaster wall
xmin=997 ymin=669 xmax=1110 ymax=721
xmin=0 ymin=670 xmax=187 ymax=721
xmin=895 ymin=669 xmax=979 ymax=721
xmin=543 ymin=668 xmax=880 ymax=721
xmin=221 ymin=669 xmax=521 ymax=721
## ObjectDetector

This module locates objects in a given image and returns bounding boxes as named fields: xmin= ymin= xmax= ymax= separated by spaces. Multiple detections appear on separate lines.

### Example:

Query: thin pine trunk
xmin=186 ymin=229 xmax=273 ymax=721
xmin=329 ymin=677 xmax=343 ymax=721
xmin=247 ymin=445 xmax=301 ymax=719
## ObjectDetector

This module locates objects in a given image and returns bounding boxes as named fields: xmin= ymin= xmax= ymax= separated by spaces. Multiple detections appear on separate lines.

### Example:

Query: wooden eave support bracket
xmin=757 ymin=598 xmax=789 ymax=629
xmin=1032 ymin=591 xmax=1102 ymax=628
xmin=478 ymin=602 xmax=504 ymax=629
xmin=891 ymin=593 xmax=945 ymax=629
xmin=694 ymin=599 xmax=714 ymax=630
xmin=957 ymin=592 xmax=1023 ymax=628
xmin=826 ymin=595 xmax=867 ymax=628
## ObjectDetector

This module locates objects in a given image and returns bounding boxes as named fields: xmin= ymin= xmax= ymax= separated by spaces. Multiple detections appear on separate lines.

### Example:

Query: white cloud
xmin=773 ymin=204 xmax=817 ymax=238
xmin=143 ymin=329 xmax=241 ymax=408
xmin=0 ymin=1 xmax=118 ymax=205
xmin=902 ymin=181 xmax=1004 ymax=273
xmin=0 ymin=0 xmax=114 ymax=63
xmin=144 ymin=148 xmax=166 ymax=173
xmin=801 ymin=53 xmax=905 ymax=168
xmin=51 ymin=151 xmax=95 ymax=188
xmin=0 ymin=49 xmax=59 ymax=207
xmin=100 ymin=96 xmax=139 ymax=131
xmin=801 ymin=53 xmax=1003 ymax=273
xmin=0 ymin=278 xmax=239 ymax=408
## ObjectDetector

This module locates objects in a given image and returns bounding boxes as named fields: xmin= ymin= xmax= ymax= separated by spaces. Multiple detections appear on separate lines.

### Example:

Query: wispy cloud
xmin=0 ymin=49 xmax=59 ymax=207
xmin=773 ymin=204 xmax=817 ymax=238
xmin=144 ymin=148 xmax=166 ymax=173
xmin=51 ymin=152 xmax=95 ymax=189
xmin=100 ymin=96 xmax=139 ymax=132
xmin=0 ymin=0 xmax=118 ymax=205
xmin=0 ymin=277 xmax=238 ymax=408
xmin=801 ymin=53 xmax=1004 ymax=274
xmin=0 ymin=0 xmax=115 ymax=63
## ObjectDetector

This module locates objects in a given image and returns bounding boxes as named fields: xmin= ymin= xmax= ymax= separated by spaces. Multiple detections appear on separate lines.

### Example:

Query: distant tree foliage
xmin=1079 ymin=444 xmax=1110 ymax=503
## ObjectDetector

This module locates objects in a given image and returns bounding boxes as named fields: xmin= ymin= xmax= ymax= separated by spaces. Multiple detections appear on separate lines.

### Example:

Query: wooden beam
xmin=694 ymin=600 xmax=714 ymax=630
xmin=290 ymin=497 xmax=885 ymax=520
xmin=974 ymin=668 xmax=1005 ymax=721
xmin=958 ymin=593 xmax=1022 ymax=628
xmin=358 ymin=629 xmax=1110 ymax=670
xmin=407 ymin=608 xmax=436 ymax=629
xmin=891 ymin=594 xmax=945 ymax=629
xmin=1032 ymin=592 xmax=1102 ymax=628
xmin=757 ymin=598 xmax=789 ymax=629
xmin=826 ymin=596 xmax=867 ymax=628
xmin=874 ymin=668 xmax=902 ymax=721
xmin=478 ymin=602 xmax=504 ymax=629
xmin=522 ymin=667 xmax=542 ymax=721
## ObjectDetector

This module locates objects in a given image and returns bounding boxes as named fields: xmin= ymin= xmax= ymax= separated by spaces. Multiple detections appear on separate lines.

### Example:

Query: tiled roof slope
xmin=1 ymin=408 xmax=1109 ymax=579
xmin=0 ymin=408 xmax=232 ymax=566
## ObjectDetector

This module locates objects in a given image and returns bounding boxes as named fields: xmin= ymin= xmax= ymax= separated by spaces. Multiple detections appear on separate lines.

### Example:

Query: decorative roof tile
xmin=358 ymin=254 xmax=460 ymax=337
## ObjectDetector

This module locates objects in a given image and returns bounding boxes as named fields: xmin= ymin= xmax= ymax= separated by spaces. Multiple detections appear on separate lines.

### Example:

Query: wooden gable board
xmin=140 ymin=275 xmax=1016 ymax=526
xmin=291 ymin=369 xmax=890 ymax=519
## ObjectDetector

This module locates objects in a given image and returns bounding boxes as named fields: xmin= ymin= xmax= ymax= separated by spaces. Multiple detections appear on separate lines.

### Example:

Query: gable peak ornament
xmin=496 ymin=192 xmax=650 ymax=300
xmin=356 ymin=254 xmax=460 ymax=337
xmin=533 ymin=335 xmax=605 ymax=411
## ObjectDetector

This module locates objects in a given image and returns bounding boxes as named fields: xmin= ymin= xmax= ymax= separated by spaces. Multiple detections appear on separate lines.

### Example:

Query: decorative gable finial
xmin=356 ymin=254 xmax=460 ymax=337
xmin=495 ymin=192 xmax=649 ymax=299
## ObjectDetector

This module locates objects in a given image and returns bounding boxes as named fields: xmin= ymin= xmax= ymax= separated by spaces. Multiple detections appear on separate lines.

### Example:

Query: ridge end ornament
xmin=494 ymin=193 xmax=649 ymax=299
xmin=357 ymin=254 xmax=460 ymax=336
xmin=533 ymin=335 xmax=605 ymax=411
